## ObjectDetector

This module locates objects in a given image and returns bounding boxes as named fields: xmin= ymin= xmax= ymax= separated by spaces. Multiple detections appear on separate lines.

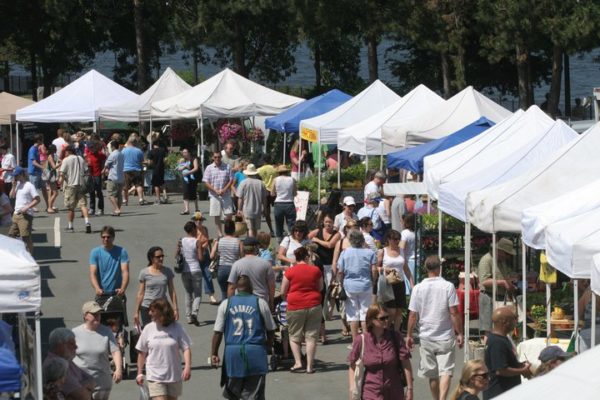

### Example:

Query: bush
xmin=297 ymin=174 xmax=331 ymax=203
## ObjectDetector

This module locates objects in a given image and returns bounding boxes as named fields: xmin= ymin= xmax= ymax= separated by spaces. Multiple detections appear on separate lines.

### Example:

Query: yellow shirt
xmin=257 ymin=164 xmax=277 ymax=192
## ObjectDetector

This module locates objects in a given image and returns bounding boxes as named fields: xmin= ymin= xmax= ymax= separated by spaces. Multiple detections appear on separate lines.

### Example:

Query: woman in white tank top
xmin=177 ymin=221 xmax=204 ymax=324
xmin=377 ymin=229 xmax=415 ymax=332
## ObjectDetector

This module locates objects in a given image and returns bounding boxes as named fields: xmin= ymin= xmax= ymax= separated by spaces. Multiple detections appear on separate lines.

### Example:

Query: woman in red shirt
xmin=281 ymin=246 xmax=323 ymax=374
xmin=85 ymin=138 xmax=107 ymax=215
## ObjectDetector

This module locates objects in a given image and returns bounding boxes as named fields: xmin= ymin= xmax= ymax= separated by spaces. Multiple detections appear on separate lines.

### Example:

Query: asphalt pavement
xmin=33 ymin=192 xmax=466 ymax=400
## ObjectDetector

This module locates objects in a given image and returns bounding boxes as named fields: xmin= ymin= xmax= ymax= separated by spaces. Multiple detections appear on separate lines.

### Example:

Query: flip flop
xmin=290 ymin=366 xmax=305 ymax=373
xmin=306 ymin=369 xmax=316 ymax=374
xmin=180 ymin=211 xmax=190 ymax=215
xmin=47 ymin=209 xmax=56 ymax=214
xmin=341 ymin=330 xmax=350 ymax=337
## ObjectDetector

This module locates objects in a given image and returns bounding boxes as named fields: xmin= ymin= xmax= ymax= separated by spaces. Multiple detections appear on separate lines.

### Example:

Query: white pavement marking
xmin=54 ymin=217 xmax=60 ymax=247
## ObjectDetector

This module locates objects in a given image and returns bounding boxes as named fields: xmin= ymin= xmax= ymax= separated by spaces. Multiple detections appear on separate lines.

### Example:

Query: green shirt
xmin=477 ymin=252 xmax=512 ymax=296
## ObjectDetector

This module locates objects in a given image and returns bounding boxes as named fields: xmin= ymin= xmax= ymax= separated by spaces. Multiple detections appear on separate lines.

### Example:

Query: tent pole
xmin=546 ymin=283 xmax=551 ymax=344
xmin=299 ymin=135 xmax=303 ymax=178
xmin=464 ymin=221 xmax=471 ymax=361
xmin=149 ymin=116 xmax=153 ymax=137
xmin=438 ymin=209 xmax=442 ymax=270
xmin=16 ymin=122 xmax=20 ymax=165
xmin=169 ymin=120 xmax=174 ymax=148
xmin=283 ymin=132 xmax=287 ymax=165
xmin=197 ymin=118 xmax=204 ymax=171
xmin=337 ymin=149 xmax=341 ymax=189
xmin=365 ymin=153 xmax=369 ymax=176
xmin=592 ymin=293 xmax=597 ymax=348
xmin=492 ymin=233 xmax=497 ymax=310
xmin=521 ymin=239 xmax=527 ymax=341
xmin=35 ymin=312 xmax=43 ymax=400
xmin=574 ymin=280 xmax=579 ymax=352
xmin=317 ymin=138 xmax=321 ymax=205
xmin=9 ymin=123 xmax=13 ymax=154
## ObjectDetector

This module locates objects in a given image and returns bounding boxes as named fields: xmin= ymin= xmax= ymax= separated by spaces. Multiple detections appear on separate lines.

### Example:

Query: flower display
xmin=218 ymin=122 xmax=242 ymax=144
xmin=245 ymin=127 xmax=264 ymax=142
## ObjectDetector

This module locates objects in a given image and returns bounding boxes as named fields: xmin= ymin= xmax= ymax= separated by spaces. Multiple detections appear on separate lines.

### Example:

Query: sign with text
xmin=295 ymin=191 xmax=310 ymax=221
xmin=300 ymin=127 xmax=318 ymax=143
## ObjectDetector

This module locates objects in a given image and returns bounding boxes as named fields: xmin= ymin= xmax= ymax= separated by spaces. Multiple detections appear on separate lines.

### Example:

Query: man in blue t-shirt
xmin=121 ymin=139 xmax=146 ymax=205
xmin=27 ymin=134 xmax=48 ymax=208
xmin=89 ymin=226 xmax=130 ymax=297
xmin=211 ymin=275 xmax=275 ymax=400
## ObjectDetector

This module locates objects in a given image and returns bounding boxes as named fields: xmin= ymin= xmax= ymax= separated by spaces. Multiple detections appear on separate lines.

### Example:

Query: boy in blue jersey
xmin=211 ymin=275 xmax=275 ymax=400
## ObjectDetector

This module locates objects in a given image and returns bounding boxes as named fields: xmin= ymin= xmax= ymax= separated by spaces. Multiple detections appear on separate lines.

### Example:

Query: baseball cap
xmin=538 ymin=346 xmax=570 ymax=363
xmin=343 ymin=196 xmax=356 ymax=206
xmin=243 ymin=237 xmax=260 ymax=246
xmin=82 ymin=301 xmax=103 ymax=315
xmin=11 ymin=166 xmax=25 ymax=177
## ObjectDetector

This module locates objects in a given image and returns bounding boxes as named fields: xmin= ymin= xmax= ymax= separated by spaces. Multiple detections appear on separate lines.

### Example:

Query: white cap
xmin=343 ymin=196 xmax=356 ymax=206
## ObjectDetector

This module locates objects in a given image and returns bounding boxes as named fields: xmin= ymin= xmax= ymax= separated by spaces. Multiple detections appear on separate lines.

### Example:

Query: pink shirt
xmin=348 ymin=330 xmax=410 ymax=400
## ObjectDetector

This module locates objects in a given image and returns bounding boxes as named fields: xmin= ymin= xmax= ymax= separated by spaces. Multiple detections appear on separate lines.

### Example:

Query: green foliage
xmin=165 ymin=151 xmax=183 ymax=171
xmin=297 ymin=174 xmax=331 ymax=203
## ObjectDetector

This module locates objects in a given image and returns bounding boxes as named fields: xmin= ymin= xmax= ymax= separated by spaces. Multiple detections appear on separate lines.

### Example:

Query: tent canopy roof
xmin=521 ymin=180 xmax=600 ymax=249
xmin=151 ymin=68 xmax=304 ymax=120
xmin=0 ymin=235 xmax=40 ymax=313
xmin=16 ymin=70 xmax=138 ymax=123
xmin=337 ymin=84 xmax=444 ymax=155
xmin=299 ymin=80 xmax=401 ymax=145
xmin=0 ymin=92 xmax=35 ymax=125
xmin=98 ymin=67 xmax=191 ymax=122
xmin=439 ymin=110 xmax=577 ymax=222
xmin=387 ymin=117 xmax=493 ymax=174
xmin=467 ymin=121 xmax=600 ymax=233
xmin=391 ymin=86 xmax=512 ymax=147
xmin=265 ymin=89 xmax=352 ymax=134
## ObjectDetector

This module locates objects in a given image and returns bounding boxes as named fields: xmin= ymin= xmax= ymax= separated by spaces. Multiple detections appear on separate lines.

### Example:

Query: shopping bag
xmin=377 ymin=274 xmax=395 ymax=303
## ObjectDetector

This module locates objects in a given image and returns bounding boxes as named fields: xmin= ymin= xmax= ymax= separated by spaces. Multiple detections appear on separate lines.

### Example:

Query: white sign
xmin=295 ymin=191 xmax=310 ymax=221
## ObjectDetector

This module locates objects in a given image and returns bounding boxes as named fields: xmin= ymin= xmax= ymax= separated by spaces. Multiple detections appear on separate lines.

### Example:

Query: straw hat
xmin=243 ymin=164 xmax=259 ymax=176
xmin=276 ymin=165 xmax=290 ymax=173
xmin=497 ymin=238 xmax=516 ymax=256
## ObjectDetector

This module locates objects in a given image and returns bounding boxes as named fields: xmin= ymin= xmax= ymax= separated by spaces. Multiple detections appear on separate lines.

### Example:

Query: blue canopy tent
xmin=387 ymin=117 xmax=494 ymax=174
xmin=265 ymin=89 xmax=352 ymax=133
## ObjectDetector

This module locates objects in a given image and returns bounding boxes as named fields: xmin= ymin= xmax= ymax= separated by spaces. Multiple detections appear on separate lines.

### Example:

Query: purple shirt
xmin=348 ymin=330 xmax=410 ymax=400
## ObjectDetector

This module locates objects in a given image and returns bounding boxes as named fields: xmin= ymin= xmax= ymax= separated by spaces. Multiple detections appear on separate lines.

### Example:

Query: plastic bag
xmin=139 ymin=382 xmax=150 ymax=400
xmin=377 ymin=274 xmax=395 ymax=303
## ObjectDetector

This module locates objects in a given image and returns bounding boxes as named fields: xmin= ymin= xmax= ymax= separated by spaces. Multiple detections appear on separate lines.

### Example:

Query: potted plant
xmin=198 ymin=182 xmax=209 ymax=201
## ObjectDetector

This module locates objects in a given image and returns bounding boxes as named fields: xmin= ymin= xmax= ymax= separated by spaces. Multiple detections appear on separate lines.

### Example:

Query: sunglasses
xmin=376 ymin=315 xmax=390 ymax=321
xmin=154 ymin=254 xmax=165 ymax=259
xmin=473 ymin=372 xmax=490 ymax=379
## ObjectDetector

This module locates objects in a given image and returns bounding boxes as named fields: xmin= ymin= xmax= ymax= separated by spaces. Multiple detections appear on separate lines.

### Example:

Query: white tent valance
xmin=150 ymin=68 xmax=303 ymax=120
xmin=438 ymin=110 xmax=577 ymax=221
xmin=521 ymin=180 xmax=600 ymax=249
xmin=386 ymin=86 xmax=512 ymax=148
xmin=337 ymin=84 xmax=443 ymax=155
xmin=16 ymin=70 xmax=138 ymax=123
xmin=467 ymin=122 xmax=600 ymax=233
xmin=98 ymin=67 xmax=191 ymax=122
xmin=299 ymin=80 xmax=400 ymax=145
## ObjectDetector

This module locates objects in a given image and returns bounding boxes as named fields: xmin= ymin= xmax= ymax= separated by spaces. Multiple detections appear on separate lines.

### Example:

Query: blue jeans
xmin=274 ymin=202 xmax=296 ymax=240
xmin=89 ymin=176 xmax=104 ymax=212
xmin=200 ymin=250 xmax=215 ymax=295
xmin=217 ymin=265 xmax=232 ymax=299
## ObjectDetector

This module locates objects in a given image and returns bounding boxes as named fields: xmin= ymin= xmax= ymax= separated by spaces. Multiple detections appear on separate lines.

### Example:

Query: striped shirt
xmin=217 ymin=237 xmax=241 ymax=266
xmin=203 ymin=162 xmax=233 ymax=198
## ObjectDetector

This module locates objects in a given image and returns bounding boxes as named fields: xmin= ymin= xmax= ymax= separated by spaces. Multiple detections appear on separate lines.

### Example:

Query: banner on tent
xmin=295 ymin=191 xmax=310 ymax=220
xmin=300 ymin=127 xmax=318 ymax=143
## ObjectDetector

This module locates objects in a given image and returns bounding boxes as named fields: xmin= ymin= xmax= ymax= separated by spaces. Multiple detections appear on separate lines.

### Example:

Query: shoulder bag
xmin=78 ymin=156 xmax=94 ymax=192
xmin=389 ymin=330 xmax=408 ymax=388
xmin=174 ymin=238 xmax=185 ymax=273
xmin=351 ymin=334 xmax=365 ymax=400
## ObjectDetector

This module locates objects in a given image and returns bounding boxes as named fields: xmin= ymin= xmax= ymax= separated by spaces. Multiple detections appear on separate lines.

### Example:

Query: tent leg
xmin=464 ymin=222 xmax=471 ymax=361
xmin=317 ymin=138 xmax=321 ymax=205
xmin=35 ymin=312 xmax=43 ymax=400
xmin=438 ymin=209 xmax=442 ymax=273
xmin=337 ymin=149 xmax=341 ymax=189
xmin=9 ymin=123 xmax=13 ymax=155
xmin=169 ymin=120 xmax=174 ymax=148
xmin=574 ymin=280 xmax=579 ymax=352
xmin=492 ymin=233 xmax=497 ymax=309
xmin=283 ymin=132 xmax=287 ymax=165
xmin=592 ymin=293 xmax=597 ymax=348
xmin=16 ymin=123 xmax=20 ymax=165
xmin=198 ymin=119 xmax=204 ymax=171
xmin=522 ymin=239 xmax=527 ymax=341
xmin=546 ymin=283 xmax=551 ymax=343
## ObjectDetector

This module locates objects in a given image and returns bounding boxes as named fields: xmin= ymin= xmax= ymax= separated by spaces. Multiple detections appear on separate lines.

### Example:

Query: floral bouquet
xmin=218 ymin=122 xmax=242 ymax=144
xmin=245 ymin=127 xmax=264 ymax=142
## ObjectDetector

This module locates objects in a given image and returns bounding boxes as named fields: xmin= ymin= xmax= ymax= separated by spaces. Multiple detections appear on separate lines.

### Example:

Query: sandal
xmin=341 ymin=330 xmax=350 ymax=337
xmin=47 ymin=209 xmax=57 ymax=214
xmin=290 ymin=366 xmax=305 ymax=373
xmin=180 ymin=211 xmax=190 ymax=215
xmin=306 ymin=369 xmax=316 ymax=374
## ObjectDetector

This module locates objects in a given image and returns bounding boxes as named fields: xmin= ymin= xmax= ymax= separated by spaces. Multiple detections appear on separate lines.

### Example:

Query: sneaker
xmin=186 ymin=316 xmax=194 ymax=324
xmin=98 ymin=210 xmax=104 ymax=216
xmin=89 ymin=210 xmax=95 ymax=216
xmin=85 ymin=224 xmax=92 ymax=234
xmin=209 ymin=295 xmax=219 ymax=305
xmin=139 ymin=199 xmax=148 ymax=206
xmin=65 ymin=227 xmax=74 ymax=233
xmin=153 ymin=201 xmax=160 ymax=205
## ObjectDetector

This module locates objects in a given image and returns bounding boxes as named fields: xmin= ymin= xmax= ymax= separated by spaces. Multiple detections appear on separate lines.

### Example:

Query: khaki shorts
xmin=287 ymin=305 xmax=322 ymax=342
xmin=209 ymin=196 xmax=233 ymax=217
xmin=418 ymin=338 xmax=456 ymax=378
xmin=8 ymin=213 xmax=33 ymax=237
xmin=64 ymin=185 xmax=87 ymax=209
xmin=106 ymin=181 xmax=123 ymax=199
xmin=147 ymin=380 xmax=182 ymax=398
xmin=244 ymin=215 xmax=261 ymax=233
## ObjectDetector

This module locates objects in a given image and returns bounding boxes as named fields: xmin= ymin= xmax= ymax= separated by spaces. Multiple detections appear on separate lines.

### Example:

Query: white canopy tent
xmin=439 ymin=115 xmax=577 ymax=221
xmin=494 ymin=343 xmax=600 ymax=400
xmin=0 ymin=235 xmax=42 ymax=400
xmin=424 ymin=109 xmax=524 ymax=200
xmin=521 ymin=180 xmax=600 ymax=249
xmin=592 ymin=253 xmax=600 ymax=296
xmin=337 ymin=84 xmax=444 ymax=155
xmin=299 ymin=79 xmax=400 ymax=145
xmin=384 ymin=86 xmax=512 ymax=148
xmin=150 ymin=68 xmax=304 ymax=120
xmin=467 ymin=122 xmax=600 ymax=233
xmin=98 ymin=67 xmax=191 ymax=122
xmin=16 ymin=70 xmax=138 ymax=123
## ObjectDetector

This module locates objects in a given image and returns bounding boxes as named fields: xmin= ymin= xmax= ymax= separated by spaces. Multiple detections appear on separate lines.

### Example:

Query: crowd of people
xmin=0 ymin=130 xmax=578 ymax=400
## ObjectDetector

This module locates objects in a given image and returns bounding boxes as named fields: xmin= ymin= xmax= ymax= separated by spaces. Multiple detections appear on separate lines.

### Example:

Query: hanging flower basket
xmin=217 ymin=122 xmax=242 ymax=144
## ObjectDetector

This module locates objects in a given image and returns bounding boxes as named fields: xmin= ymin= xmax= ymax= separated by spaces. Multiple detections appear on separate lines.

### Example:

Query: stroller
xmin=95 ymin=294 xmax=131 ymax=378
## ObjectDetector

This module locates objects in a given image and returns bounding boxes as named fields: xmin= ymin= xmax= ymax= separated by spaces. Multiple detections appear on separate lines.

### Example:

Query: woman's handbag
xmin=385 ymin=269 xmax=403 ymax=285
xmin=174 ymin=238 xmax=184 ymax=273
xmin=234 ymin=215 xmax=247 ymax=236
xmin=351 ymin=334 xmax=366 ymax=400
xmin=390 ymin=330 xmax=408 ymax=388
